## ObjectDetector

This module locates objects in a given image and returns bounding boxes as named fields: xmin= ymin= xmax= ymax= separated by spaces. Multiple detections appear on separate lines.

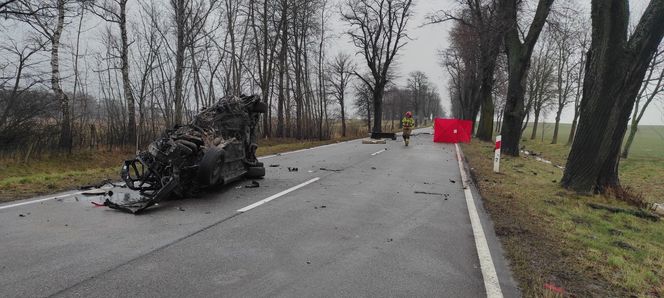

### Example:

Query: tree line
xmin=0 ymin=0 xmax=444 ymax=157
xmin=435 ymin=0 xmax=664 ymax=195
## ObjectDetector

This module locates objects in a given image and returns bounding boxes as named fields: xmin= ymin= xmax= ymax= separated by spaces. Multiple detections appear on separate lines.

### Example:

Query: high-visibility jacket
xmin=402 ymin=117 xmax=414 ymax=128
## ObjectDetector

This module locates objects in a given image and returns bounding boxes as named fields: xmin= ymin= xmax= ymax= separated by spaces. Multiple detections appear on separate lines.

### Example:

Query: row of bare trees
xmin=353 ymin=71 xmax=444 ymax=132
xmin=0 ymin=0 xmax=442 ymax=157
xmin=438 ymin=0 xmax=664 ymax=194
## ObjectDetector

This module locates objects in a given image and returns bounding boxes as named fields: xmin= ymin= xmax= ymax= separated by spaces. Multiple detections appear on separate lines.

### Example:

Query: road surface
xmin=0 ymin=128 xmax=519 ymax=297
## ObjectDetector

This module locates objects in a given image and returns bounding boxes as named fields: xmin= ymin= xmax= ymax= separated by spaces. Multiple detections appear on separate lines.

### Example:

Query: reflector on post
xmin=494 ymin=135 xmax=501 ymax=173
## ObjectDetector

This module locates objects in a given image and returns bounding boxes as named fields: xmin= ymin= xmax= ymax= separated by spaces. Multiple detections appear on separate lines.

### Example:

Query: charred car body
xmin=105 ymin=94 xmax=267 ymax=213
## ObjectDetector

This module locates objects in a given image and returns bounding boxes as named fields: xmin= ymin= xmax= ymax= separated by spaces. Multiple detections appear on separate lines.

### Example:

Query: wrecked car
xmin=104 ymin=94 xmax=267 ymax=213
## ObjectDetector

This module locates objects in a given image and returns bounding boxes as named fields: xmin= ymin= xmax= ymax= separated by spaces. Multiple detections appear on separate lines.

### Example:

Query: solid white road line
xmin=455 ymin=143 xmax=503 ymax=298
xmin=1 ymin=140 xmax=352 ymax=211
xmin=371 ymin=149 xmax=387 ymax=156
xmin=237 ymin=177 xmax=320 ymax=213
xmin=258 ymin=139 xmax=359 ymax=160
xmin=0 ymin=191 xmax=84 ymax=211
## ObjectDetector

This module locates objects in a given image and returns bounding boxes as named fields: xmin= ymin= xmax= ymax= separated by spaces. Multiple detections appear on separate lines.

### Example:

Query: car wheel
xmin=245 ymin=166 xmax=265 ymax=179
xmin=198 ymin=147 xmax=225 ymax=185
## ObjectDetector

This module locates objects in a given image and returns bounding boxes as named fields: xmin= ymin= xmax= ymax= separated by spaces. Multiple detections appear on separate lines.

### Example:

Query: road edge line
xmin=455 ymin=143 xmax=504 ymax=298
xmin=259 ymin=139 xmax=359 ymax=160
xmin=237 ymin=177 xmax=320 ymax=213
xmin=0 ymin=191 xmax=85 ymax=210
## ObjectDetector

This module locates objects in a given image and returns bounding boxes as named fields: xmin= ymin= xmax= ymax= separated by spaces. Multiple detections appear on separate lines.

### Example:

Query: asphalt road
xmin=0 ymin=128 xmax=520 ymax=297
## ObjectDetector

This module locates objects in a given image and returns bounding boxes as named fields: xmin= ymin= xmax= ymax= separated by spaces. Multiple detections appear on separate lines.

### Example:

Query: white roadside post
xmin=493 ymin=135 xmax=501 ymax=173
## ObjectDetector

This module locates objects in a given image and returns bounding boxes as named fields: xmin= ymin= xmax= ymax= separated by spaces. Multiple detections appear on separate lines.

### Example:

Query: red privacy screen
xmin=433 ymin=118 xmax=473 ymax=143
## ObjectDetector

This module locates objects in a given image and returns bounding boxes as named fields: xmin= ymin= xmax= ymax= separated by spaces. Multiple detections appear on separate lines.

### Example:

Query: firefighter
xmin=402 ymin=111 xmax=415 ymax=146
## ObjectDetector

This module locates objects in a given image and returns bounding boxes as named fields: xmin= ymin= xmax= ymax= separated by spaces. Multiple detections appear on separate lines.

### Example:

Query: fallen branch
xmin=587 ymin=202 xmax=659 ymax=222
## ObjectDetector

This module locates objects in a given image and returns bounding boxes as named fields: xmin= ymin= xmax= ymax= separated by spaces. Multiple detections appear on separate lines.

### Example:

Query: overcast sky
xmin=328 ymin=0 xmax=664 ymax=125
xmin=3 ymin=0 xmax=663 ymax=125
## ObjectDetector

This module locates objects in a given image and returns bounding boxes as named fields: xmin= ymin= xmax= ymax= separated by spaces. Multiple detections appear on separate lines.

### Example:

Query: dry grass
xmin=462 ymin=141 xmax=664 ymax=297
xmin=0 ymin=150 xmax=134 ymax=203
xmin=0 ymin=136 xmax=365 ymax=203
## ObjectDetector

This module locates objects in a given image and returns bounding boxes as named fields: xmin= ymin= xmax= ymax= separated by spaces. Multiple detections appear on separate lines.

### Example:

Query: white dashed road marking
xmin=237 ymin=177 xmax=320 ymax=213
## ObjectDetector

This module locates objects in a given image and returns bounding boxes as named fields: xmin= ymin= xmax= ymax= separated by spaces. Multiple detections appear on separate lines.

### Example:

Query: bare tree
xmin=440 ymin=18 xmax=481 ymax=125
xmin=275 ymin=0 xmax=288 ymax=137
xmin=429 ymin=0 xmax=505 ymax=141
xmin=549 ymin=4 xmax=583 ymax=144
xmin=526 ymin=35 xmax=556 ymax=140
xmin=328 ymin=52 xmax=354 ymax=137
xmin=622 ymin=45 xmax=664 ymax=158
xmin=341 ymin=0 xmax=413 ymax=134
xmin=13 ymin=0 xmax=75 ymax=151
xmin=353 ymin=81 xmax=372 ymax=130
xmin=562 ymin=0 xmax=664 ymax=193
xmin=566 ymin=21 xmax=589 ymax=146
xmin=498 ymin=0 xmax=554 ymax=156
xmin=406 ymin=71 xmax=429 ymax=125
xmin=171 ymin=0 xmax=216 ymax=125
xmin=89 ymin=0 xmax=138 ymax=144
xmin=249 ymin=0 xmax=283 ymax=137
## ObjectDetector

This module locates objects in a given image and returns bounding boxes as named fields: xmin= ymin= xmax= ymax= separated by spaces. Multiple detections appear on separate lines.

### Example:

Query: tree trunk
xmin=367 ymin=98 xmax=371 ymax=131
xmin=476 ymin=92 xmax=495 ymax=141
xmin=622 ymin=53 xmax=664 ymax=158
xmin=276 ymin=1 xmax=287 ymax=138
xmin=499 ymin=0 xmax=554 ymax=156
xmin=120 ymin=0 xmax=136 ymax=144
xmin=475 ymin=49 xmax=499 ymax=141
xmin=567 ymin=112 xmax=578 ymax=145
xmin=52 ymin=0 xmax=71 ymax=152
xmin=561 ymin=0 xmax=664 ymax=193
xmin=174 ymin=0 xmax=185 ymax=125
xmin=530 ymin=109 xmax=540 ymax=140
xmin=340 ymin=99 xmax=346 ymax=137
xmin=372 ymin=84 xmax=384 ymax=133
xmin=551 ymin=108 xmax=563 ymax=144
xmin=621 ymin=125 xmax=638 ymax=158
xmin=501 ymin=54 xmax=529 ymax=155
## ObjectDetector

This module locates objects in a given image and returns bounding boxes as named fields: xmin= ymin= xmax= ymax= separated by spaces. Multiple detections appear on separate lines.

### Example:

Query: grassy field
xmin=463 ymin=123 xmax=664 ymax=296
xmin=0 ymin=137 xmax=364 ymax=203
xmin=520 ymin=123 xmax=664 ymax=203
xmin=524 ymin=122 xmax=664 ymax=159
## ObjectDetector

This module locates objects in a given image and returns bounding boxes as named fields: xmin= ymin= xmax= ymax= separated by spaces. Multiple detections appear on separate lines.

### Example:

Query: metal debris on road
xmin=319 ymin=167 xmax=342 ymax=172
xmin=82 ymin=189 xmax=112 ymax=196
xmin=288 ymin=167 xmax=299 ymax=172
xmin=245 ymin=181 xmax=260 ymax=188
xmin=414 ymin=191 xmax=444 ymax=196
xmin=79 ymin=179 xmax=124 ymax=190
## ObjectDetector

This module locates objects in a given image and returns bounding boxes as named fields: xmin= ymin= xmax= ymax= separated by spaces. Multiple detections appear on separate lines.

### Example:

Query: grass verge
xmin=462 ymin=141 xmax=664 ymax=297
xmin=0 ymin=137 xmax=360 ymax=203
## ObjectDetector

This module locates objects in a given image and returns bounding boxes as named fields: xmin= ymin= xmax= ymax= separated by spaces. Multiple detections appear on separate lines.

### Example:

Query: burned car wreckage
xmin=104 ymin=95 xmax=267 ymax=213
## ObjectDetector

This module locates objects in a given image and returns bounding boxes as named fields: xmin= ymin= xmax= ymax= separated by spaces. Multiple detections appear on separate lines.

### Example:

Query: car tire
xmin=251 ymin=102 xmax=268 ymax=113
xmin=245 ymin=166 xmax=265 ymax=179
xmin=198 ymin=147 xmax=225 ymax=185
